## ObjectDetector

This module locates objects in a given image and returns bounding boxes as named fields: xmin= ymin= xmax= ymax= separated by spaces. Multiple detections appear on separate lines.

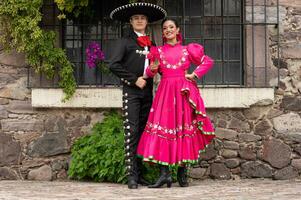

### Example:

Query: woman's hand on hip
xmin=185 ymin=73 xmax=197 ymax=82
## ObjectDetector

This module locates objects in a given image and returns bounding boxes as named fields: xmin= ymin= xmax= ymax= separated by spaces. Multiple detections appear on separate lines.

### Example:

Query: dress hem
xmin=137 ymin=143 xmax=211 ymax=167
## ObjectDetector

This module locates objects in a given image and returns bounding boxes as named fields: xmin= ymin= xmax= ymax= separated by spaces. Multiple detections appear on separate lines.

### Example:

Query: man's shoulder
xmin=115 ymin=36 xmax=133 ymax=44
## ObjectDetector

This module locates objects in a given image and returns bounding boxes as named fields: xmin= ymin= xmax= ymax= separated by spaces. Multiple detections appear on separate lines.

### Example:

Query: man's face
xmin=130 ymin=14 xmax=148 ymax=32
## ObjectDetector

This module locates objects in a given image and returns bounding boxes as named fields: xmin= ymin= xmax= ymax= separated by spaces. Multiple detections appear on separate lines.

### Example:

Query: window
xmin=163 ymin=0 xmax=279 ymax=87
xmin=164 ymin=0 xmax=243 ymax=86
xmin=64 ymin=0 xmax=128 ymax=86
xmin=31 ymin=0 xmax=279 ymax=89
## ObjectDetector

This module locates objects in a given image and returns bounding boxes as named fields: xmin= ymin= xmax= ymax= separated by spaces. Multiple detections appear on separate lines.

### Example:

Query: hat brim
xmin=110 ymin=3 xmax=167 ymax=23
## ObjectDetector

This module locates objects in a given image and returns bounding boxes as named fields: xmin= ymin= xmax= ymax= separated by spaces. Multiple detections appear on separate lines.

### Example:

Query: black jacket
xmin=109 ymin=30 xmax=153 ymax=89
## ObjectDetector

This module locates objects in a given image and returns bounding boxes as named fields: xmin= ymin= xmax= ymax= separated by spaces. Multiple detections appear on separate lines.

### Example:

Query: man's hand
xmin=135 ymin=76 xmax=147 ymax=89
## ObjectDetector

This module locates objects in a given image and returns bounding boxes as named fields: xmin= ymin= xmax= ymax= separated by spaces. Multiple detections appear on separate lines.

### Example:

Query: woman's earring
xmin=176 ymin=33 xmax=183 ymax=43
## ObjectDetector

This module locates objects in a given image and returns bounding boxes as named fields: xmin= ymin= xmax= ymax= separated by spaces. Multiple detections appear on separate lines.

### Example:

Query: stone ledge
xmin=32 ymin=87 xmax=275 ymax=108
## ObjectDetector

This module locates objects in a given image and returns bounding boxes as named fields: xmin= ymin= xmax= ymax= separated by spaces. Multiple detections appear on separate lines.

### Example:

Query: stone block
xmin=199 ymin=144 xmax=217 ymax=161
xmin=221 ymin=149 xmax=238 ymax=158
xmin=228 ymin=118 xmax=250 ymax=133
xmin=6 ymin=100 xmax=34 ymax=114
xmin=0 ymin=134 xmax=21 ymax=166
xmin=0 ymin=98 xmax=9 ymax=105
xmin=280 ymin=95 xmax=301 ymax=111
xmin=215 ymin=128 xmax=239 ymax=140
xmin=274 ymin=166 xmax=299 ymax=180
xmin=0 ymin=105 xmax=8 ymax=119
xmin=291 ymin=159 xmax=301 ymax=170
xmin=28 ymin=165 xmax=52 ymax=181
xmin=1 ymin=119 xmax=44 ymax=132
xmin=239 ymin=146 xmax=256 ymax=160
xmin=189 ymin=168 xmax=207 ymax=179
xmin=238 ymin=133 xmax=261 ymax=142
xmin=0 ymin=78 xmax=30 ymax=100
xmin=225 ymin=159 xmax=240 ymax=169
xmin=223 ymin=141 xmax=240 ymax=150
xmin=27 ymin=131 xmax=69 ymax=157
xmin=0 ymin=51 xmax=26 ymax=67
xmin=254 ymin=119 xmax=273 ymax=136
xmin=241 ymin=161 xmax=274 ymax=178
xmin=262 ymin=138 xmax=291 ymax=169
xmin=210 ymin=163 xmax=231 ymax=180
xmin=0 ymin=167 xmax=19 ymax=180
xmin=272 ymin=113 xmax=301 ymax=134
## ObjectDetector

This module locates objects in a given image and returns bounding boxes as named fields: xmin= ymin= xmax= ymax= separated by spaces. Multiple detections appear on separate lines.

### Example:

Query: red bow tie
xmin=137 ymin=36 xmax=152 ymax=47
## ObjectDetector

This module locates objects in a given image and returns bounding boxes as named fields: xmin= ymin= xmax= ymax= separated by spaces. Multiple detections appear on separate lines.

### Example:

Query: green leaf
xmin=0 ymin=0 xmax=78 ymax=101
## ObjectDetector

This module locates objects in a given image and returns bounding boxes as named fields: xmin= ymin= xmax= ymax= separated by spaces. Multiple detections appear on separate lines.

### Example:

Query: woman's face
xmin=162 ymin=20 xmax=179 ymax=41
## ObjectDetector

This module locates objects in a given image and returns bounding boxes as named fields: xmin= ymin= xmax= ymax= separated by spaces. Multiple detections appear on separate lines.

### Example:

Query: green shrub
xmin=68 ymin=110 xmax=179 ymax=184
xmin=68 ymin=110 xmax=127 ymax=183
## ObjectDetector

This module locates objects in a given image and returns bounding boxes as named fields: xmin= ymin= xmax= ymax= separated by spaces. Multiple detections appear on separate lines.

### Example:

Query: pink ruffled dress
xmin=137 ymin=43 xmax=215 ymax=166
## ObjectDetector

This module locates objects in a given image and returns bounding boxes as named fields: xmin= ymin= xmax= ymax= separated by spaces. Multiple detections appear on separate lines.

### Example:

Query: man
xmin=109 ymin=3 xmax=166 ymax=189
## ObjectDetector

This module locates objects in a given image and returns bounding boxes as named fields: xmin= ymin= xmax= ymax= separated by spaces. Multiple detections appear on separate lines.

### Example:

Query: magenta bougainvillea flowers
xmin=85 ymin=41 xmax=105 ymax=68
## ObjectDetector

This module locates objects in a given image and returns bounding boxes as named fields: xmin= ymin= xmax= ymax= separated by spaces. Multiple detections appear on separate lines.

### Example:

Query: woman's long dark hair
xmin=161 ymin=18 xmax=180 ymax=28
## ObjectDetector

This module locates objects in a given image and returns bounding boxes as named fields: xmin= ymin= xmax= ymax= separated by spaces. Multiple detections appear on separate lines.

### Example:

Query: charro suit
xmin=109 ymin=30 xmax=153 ymax=182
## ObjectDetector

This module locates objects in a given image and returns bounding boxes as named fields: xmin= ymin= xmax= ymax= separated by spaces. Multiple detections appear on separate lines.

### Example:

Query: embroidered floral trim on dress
xmin=144 ymin=119 xmax=215 ymax=141
xmin=145 ymin=121 xmax=197 ymax=135
xmin=158 ymin=47 xmax=188 ymax=69
xmin=144 ymin=128 xmax=214 ymax=140
xmin=144 ymin=128 xmax=197 ymax=140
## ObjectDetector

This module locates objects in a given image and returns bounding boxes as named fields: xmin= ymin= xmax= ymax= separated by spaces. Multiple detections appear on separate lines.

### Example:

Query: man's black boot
xmin=177 ymin=166 xmax=189 ymax=187
xmin=128 ymin=176 xmax=138 ymax=189
xmin=137 ymin=159 xmax=151 ymax=186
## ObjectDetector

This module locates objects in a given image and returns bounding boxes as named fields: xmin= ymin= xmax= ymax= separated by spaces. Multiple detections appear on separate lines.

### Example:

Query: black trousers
xmin=122 ymin=84 xmax=153 ymax=181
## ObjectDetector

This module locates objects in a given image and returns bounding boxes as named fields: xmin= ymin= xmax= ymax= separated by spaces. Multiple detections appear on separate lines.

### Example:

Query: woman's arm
xmin=193 ymin=55 xmax=214 ymax=79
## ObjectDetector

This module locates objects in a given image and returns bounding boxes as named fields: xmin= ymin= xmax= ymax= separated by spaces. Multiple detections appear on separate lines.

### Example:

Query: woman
xmin=137 ymin=18 xmax=215 ymax=188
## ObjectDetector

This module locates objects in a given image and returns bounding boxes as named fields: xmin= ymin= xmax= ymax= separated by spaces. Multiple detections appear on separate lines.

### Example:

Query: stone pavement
xmin=0 ymin=179 xmax=301 ymax=200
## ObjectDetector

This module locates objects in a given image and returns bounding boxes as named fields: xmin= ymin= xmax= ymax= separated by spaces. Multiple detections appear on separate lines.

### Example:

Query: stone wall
xmin=0 ymin=52 xmax=105 ymax=180
xmin=1 ymin=0 xmax=301 ymax=181
xmin=190 ymin=106 xmax=301 ymax=180
xmin=190 ymin=1 xmax=301 ymax=180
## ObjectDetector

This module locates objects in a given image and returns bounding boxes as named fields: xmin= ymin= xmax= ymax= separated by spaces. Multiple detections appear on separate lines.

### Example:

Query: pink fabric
xmin=187 ymin=43 xmax=214 ymax=78
xmin=145 ymin=66 xmax=157 ymax=78
xmin=145 ymin=46 xmax=159 ymax=78
xmin=137 ymin=43 xmax=215 ymax=166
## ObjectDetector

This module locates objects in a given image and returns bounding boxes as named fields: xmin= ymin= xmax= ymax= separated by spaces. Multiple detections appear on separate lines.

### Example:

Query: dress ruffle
xmin=180 ymin=80 xmax=215 ymax=134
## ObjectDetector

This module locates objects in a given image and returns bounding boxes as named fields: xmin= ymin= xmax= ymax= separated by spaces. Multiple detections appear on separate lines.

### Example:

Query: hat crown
xmin=110 ymin=2 xmax=167 ymax=23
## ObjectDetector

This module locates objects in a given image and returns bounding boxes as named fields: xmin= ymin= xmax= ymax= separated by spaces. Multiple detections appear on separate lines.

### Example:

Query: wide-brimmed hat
xmin=110 ymin=2 xmax=167 ymax=23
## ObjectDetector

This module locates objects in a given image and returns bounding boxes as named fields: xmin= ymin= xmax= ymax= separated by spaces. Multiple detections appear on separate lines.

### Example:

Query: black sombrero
xmin=110 ymin=2 xmax=167 ymax=23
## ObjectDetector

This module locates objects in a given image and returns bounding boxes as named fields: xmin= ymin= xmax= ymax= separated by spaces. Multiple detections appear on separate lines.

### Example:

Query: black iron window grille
xmin=164 ymin=0 xmax=280 ymax=87
xmin=29 ymin=0 xmax=279 ymax=89
xmin=63 ymin=0 xmax=128 ymax=86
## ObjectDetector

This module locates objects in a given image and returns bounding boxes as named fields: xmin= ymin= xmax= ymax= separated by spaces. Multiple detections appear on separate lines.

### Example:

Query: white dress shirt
xmin=134 ymin=31 xmax=149 ymax=77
